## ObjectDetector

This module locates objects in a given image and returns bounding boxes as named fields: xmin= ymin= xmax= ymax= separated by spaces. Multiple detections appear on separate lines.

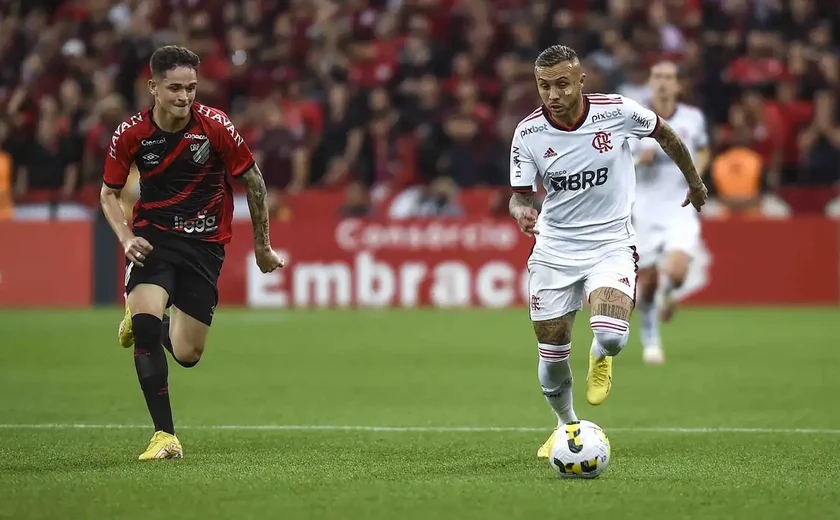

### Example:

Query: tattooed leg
xmin=588 ymin=287 xmax=633 ymax=358
xmin=532 ymin=311 xmax=576 ymax=346
xmin=532 ymin=312 xmax=578 ymax=426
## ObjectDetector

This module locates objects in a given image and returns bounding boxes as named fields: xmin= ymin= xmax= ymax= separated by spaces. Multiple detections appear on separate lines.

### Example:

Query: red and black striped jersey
xmin=103 ymin=103 xmax=254 ymax=244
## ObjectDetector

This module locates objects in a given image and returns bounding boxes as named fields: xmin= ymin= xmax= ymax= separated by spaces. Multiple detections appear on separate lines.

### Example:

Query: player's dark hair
xmin=652 ymin=59 xmax=682 ymax=77
xmin=535 ymin=45 xmax=579 ymax=68
xmin=149 ymin=45 xmax=200 ymax=78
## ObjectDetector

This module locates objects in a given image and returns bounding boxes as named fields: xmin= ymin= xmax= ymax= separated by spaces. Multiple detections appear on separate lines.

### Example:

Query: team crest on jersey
xmin=192 ymin=139 xmax=211 ymax=164
xmin=591 ymin=132 xmax=612 ymax=153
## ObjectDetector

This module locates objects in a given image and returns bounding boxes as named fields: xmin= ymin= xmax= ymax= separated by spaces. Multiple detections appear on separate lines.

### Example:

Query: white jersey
xmin=633 ymin=103 xmax=708 ymax=225
xmin=510 ymin=93 xmax=660 ymax=259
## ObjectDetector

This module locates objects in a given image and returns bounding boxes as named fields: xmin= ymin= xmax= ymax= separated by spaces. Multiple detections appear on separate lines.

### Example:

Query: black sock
xmin=160 ymin=314 xmax=173 ymax=355
xmin=133 ymin=313 xmax=175 ymax=435
xmin=160 ymin=314 xmax=199 ymax=368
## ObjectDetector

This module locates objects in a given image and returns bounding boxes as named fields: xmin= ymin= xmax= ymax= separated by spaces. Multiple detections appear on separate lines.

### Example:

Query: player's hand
xmin=515 ymin=207 xmax=539 ymax=237
xmin=255 ymin=246 xmax=285 ymax=273
xmin=122 ymin=236 xmax=153 ymax=267
xmin=682 ymin=181 xmax=708 ymax=212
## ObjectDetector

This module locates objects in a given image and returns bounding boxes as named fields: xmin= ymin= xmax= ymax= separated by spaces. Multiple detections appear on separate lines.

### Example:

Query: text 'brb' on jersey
xmin=103 ymin=103 xmax=255 ymax=244
xmin=510 ymin=93 xmax=660 ymax=259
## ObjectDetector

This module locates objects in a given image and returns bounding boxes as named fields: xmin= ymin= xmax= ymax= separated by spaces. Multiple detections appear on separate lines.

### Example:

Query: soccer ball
xmin=548 ymin=420 xmax=611 ymax=479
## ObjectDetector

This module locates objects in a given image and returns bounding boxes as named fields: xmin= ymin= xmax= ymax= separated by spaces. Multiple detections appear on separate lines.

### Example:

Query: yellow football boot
xmin=118 ymin=297 xmax=133 ymax=348
xmin=586 ymin=352 xmax=613 ymax=405
xmin=537 ymin=428 xmax=558 ymax=459
xmin=138 ymin=431 xmax=183 ymax=461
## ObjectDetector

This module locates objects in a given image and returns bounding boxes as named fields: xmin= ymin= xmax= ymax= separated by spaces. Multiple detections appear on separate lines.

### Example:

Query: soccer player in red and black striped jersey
xmin=100 ymin=45 xmax=284 ymax=460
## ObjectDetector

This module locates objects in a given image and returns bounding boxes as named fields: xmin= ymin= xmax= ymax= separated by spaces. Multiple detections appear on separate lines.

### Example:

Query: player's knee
xmin=133 ymin=313 xmax=162 ymax=350
xmin=532 ymin=316 xmax=574 ymax=346
xmin=668 ymin=269 xmax=688 ymax=289
xmin=173 ymin=344 xmax=203 ymax=367
xmin=589 ymin=316 xmax=630 ymax=356
xmin=132 ymin=314 xmax=166 ymax=378
xmin=664 ymin=253 xmax=691 ymax=288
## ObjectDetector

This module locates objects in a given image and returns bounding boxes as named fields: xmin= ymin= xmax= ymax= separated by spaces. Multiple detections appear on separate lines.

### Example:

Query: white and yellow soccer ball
xmin=548 ymin=420 xmax=611 ymax=479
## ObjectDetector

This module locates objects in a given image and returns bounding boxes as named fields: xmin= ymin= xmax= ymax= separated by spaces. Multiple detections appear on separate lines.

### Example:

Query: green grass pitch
xmin=1 ymin=307 xmax=839 ymax=519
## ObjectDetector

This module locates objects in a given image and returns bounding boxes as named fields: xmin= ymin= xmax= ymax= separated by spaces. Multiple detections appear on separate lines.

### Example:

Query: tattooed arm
xmin=240 ymin=164 xmax=270 ymax=249
xmin=653 ymin=120 xmax=703 ymax=189
xmin=239 ymin=164 xmax=283 ymax=273
xmin=509 ymin=191 xmax=536 ymax=219
xmin=653 ymin=119 xmax=708 ymax=211
xmin=510 ymin=191 xmax=539 ymax=237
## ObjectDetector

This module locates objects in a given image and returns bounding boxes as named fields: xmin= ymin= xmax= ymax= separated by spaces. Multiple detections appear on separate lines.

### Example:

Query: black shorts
xmin=125 ymin=233 xmax=225 ymax=326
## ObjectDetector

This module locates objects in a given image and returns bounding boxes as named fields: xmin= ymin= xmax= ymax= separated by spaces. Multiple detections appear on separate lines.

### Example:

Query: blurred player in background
xmin=632 ymin=61 xmax=710 ymax=365
xmin=508 ymin=46 xmax=707 ymax=460
xmin=100 ymin=46 xmax=284 ymax=460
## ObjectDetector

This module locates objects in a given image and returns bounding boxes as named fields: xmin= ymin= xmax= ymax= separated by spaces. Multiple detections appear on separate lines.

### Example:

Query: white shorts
xmin=635 ymin=216 xmax=701 ymax=269
xmin=527 ymin=244 xmax=639 ymax=321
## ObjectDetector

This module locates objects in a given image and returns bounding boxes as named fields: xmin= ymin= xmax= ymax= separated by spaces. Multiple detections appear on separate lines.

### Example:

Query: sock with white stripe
xmin=537 ymin=343 xmax=577 ymax=425
xmin=590 ymin=316 xmax=630 ymax=358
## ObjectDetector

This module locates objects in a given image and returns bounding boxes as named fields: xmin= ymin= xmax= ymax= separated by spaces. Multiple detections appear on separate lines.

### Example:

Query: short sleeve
xmin=510 ymin=132 xmax=538 ymax=192
xmin=622 ymin=96 xmax=661 ymax=139
xmin=694 ymin=111 xmax=709 ymax=149
xmin=103 ymin=126 xmax=133 ymax=189
xmin=211 ymin=115 xmax=255 ymax=178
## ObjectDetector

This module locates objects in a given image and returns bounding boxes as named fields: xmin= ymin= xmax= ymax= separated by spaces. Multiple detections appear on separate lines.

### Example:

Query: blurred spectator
xmin=415 ymin=176 xmax=464 ymax=217
xmin=312 ymin=82 xmax=363 ymax=186
xmin=0 ymin=118 xmax=12 ymax=219
xmin=798 ymin=90 xmax=840 ymax=186
xmin=708 ymin=120 xmax=765 ymax=218
xmin=339 ymin=180 xmax=373 ymax=217
xmin=253 ymin=101 xmax=309 ymax=207
xmin=354 ymin=87 xmax=415 ymax=191
xmin=15 ymin=104 xmax=80 ymax=201
xmin=1 ymin=0 xmax=839 ymax=220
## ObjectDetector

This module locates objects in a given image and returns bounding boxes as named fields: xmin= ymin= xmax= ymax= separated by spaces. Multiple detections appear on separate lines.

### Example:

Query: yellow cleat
xmin=586 ymin=353 xmax=613 ymax=405
xmin=138 ymin=431 xmax=183 ymax=461
xmin=537 ymin=428 xmax=558 ymax=459
xmin=118 ymin=298 xmax=133 ymax=348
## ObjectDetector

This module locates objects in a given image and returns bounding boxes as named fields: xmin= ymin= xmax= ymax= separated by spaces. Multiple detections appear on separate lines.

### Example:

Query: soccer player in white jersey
xmin=632 ymin=61 xmax=710 ymax=365
xmin=508 ymin=45 xmax=708 ymax=459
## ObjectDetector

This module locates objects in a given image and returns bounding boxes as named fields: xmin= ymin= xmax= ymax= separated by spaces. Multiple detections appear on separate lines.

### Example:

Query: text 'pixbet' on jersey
xmin=547 ymin=168 xmax=610 ymax=192
xmin=520 ymin=124 xmax=548 ymax=137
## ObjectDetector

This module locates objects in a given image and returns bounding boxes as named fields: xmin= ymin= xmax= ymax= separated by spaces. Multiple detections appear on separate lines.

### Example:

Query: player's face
xmin=535 ymin=60 xmax=585 ymax=120
xmin=149 ymin=66 xmax=197 ymax=120
xmin=649 ymin=63 xmax=679 ymax=100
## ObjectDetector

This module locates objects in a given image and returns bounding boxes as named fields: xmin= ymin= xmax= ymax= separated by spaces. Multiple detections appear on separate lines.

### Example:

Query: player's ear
xmin=148 ymin=78 xmax=157 ymax=97
xmin=579 ymin=72 xmax=586 ymax=89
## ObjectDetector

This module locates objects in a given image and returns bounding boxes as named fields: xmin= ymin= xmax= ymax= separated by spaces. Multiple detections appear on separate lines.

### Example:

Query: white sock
xmin=590 ymin=316 xmax=630 ymax=358
xmin=639 ymin=300 xmax=661 ymax=350
xmin=537 ymin=343 xmax=577 ymax=425
xmin=658 ymin=273 xmax=674 ymax=301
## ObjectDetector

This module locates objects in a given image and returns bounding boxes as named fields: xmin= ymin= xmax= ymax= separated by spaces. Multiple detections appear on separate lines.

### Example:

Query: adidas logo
xmin=544 ymin=148 xmax=557 ymax=159
xmin=619 ymin=277 xmax=630 ymax=287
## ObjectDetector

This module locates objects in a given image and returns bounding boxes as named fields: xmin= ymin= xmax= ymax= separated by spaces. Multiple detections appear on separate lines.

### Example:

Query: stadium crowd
xmin=1 ymin=0 xmax=839 ymax=220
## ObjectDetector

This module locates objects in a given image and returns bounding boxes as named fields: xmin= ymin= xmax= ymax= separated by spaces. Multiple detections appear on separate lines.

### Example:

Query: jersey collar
xmin=542 ymin=96 xmax=590 ymax=132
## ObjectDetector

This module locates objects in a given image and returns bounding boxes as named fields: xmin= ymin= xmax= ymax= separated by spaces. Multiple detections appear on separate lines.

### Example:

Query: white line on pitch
xmin=1 ymin=424 xmax=840 ymax=434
